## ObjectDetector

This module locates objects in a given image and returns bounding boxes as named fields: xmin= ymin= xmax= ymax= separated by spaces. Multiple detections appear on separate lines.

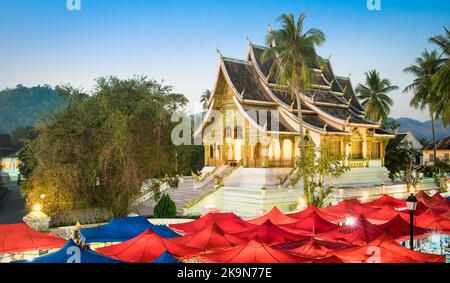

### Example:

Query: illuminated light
xmin=345 ymin=216 xmax=356 ymax=226
xmin=32 ymin=204 xmax=42 ymax=212
xmin=362 ymin=192 xmax=369 ymax=198
xmin=40 ymin=194 xmax=46 ymax=199
xmin=431 ymin=234 xmax=441 ymax=244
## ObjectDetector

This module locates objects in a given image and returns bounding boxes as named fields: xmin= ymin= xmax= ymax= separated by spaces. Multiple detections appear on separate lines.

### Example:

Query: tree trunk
xmin=430 ymin=105 xmax=437 ymax=163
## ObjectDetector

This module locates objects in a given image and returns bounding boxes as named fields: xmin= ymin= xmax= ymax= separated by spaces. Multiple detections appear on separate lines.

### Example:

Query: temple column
xmin=262 ymin=143 xmax=270 ymax=168
xmin=204 ymin=144 xmax=210 ymax=166
xmin=250 ymin=144 xmax=255 ymax=167
xmin=380 ymin=140 xmax=385 ymax=166
xmin=345 ymin=142 xmax=350 ymax=167
xmin=279 ymin=138 xmax=284 ymax=166
xmin=291 ymin=137 xmax=295 ymax=166
xmin=242 ymin=142 xmax=248 ymax=167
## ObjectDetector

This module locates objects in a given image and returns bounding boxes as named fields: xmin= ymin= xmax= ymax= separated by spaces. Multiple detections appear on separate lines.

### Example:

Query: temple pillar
xmin=279 ymin=138 xmax=284 ymax=166
xmin=204 ymin=144 xmax=210 ymax=166
xmin=291 ymin=137 xmax=295 ymax=166
xmin=380 ymin=140 xmax=385 ymax=166
xmin=345 ymin=142 xmax=350 ymax=166
xmin=262 ymin=143 xmax=270 ymax=168
xmin=242 ymin=142 xmax=248 ymax=167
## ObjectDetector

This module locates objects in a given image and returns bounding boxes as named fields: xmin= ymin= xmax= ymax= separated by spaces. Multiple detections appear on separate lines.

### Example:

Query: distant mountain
xmin=395 ymin=118 xmax=450 ymax=142
xmin=0 ymin=85 xmax=66 ymax=134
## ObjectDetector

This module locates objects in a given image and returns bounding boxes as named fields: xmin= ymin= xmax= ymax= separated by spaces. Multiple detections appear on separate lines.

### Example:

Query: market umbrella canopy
xmin=247 ymin=207 xmax=297 ymax=225
xmin=0 ymin=223 xmax=66 ymax=255
xmin=79 ymin=216 xmax=179 ymax=243
xmin=169 ymin=213 xmax=255 ymax=235
xmin=284 ymin=238 xmax=334 ymax=258
xmin=169 ymin=223 xmax=246 ymax=251
xmin=365 ymin=206 xmax=400 ymax=224
xmin=232 ymin=220 xmax=307 ymax=245
xmin=316 ymin=216 xmax=384 ymax=246
xmin=331 ymin=233 xmax=445 ymax=263
xmin=415 ymin=208 xmax=450 ymax=235
xmin=279 ymin=211 xmax=339 ymax=235
xmin=376 ymin=215 xmax=430 ymax=241
xmin=288 ymin=205 xmax=342 ymax=224
xmin=15 ymin=239 xmax=123 ymax=263
xmin=320 ymin=199 xmax=380 ymax=220
xmin=273 ymin=237 xmax=355 ymax=252
xmin=197 ymin=238 xmax=311 ymax=263
xmin=96 ymin=229 xmax=199 ymax=262
xmin=415 ymin=191 xmax=442 ymax=208
xmin=431 ymin=193 xmax=445 ymax=201
xmin=152 ymin=251 xmax=181 ymax=263
xmin=364 ymin=194 xmax=406 ymax=209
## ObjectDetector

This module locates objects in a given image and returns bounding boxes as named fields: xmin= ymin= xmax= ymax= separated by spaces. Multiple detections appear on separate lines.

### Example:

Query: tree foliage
xmin=291 ymin=148 xmax=349 ymax=207
xmin=20 ymin=76 xmax=188 ymax=217
xmin=153 ymin=193 xmax=177 ymax=218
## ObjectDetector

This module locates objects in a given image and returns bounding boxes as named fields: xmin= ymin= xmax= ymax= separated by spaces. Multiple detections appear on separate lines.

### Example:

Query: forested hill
xmin=0 ymin=85 xmax=66 ymax=134
xmin=396 ymin=118 xmax=450 ymax=141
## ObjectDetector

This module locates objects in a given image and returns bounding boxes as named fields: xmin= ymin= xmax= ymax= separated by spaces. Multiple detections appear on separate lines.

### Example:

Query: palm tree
xmin=355 ymin=70 xmax=398 ymax=122
xmin=403 ymin=49 xmax=443 ymax=161
xmin=200 ymin=89 xmax=211 ymax=109
xmin=261 ymin=12 xmax=325 ymax=159
xmin=429 ymin=27 xmax=450 ymax=127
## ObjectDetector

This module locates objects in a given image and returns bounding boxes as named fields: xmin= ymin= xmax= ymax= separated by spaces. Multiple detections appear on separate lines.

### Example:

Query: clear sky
xmin=1 ymin=0 xmax=449 ymax=121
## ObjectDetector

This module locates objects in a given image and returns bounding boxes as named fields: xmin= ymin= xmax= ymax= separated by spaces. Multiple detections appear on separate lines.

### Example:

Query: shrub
xmin=153 ymin=194 xmax=176 ymax=218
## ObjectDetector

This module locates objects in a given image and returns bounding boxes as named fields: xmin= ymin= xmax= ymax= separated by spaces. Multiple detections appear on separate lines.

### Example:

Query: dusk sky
xmin=1 ymin=0 xmax=449 ymax=121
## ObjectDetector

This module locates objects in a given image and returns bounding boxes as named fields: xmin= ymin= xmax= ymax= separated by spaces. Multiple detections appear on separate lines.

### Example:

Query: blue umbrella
xmin=152 ymin=251 xmax=181 ymax=263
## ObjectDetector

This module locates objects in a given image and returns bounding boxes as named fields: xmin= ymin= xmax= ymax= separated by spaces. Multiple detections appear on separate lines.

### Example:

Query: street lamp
xmin=406 ymin=193 xmax=418 ymax=251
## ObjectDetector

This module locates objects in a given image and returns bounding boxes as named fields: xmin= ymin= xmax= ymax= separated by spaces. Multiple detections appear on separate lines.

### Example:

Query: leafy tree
xmin=262 ymin=12 xmax=325 ymax=159
xmin=153 ymin=194 xmax=177 ymax=218
xmin=385 ymin=140 xmax=422 ymax=192
xmin=291 ymin=148 xmax=349 ymax=207
xmin=20 ymin=76 xmax=188 ymax=217
xmin=356 ymin=70 xmax=398 ymax=122
xmin=381 ymin=118 xmax=400 ymax=133
xmin=403 ymin=49 xmax=443 ymax=162
xmin=429 ymin=26 xmax=450 ymax=126
xmin=200 ymin=89 xmax=211 ymax=109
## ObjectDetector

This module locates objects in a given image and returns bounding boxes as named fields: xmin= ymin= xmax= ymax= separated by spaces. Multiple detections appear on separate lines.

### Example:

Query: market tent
xmin=365 ymin=206 xmax=400 ymax=224
xmin=284 ymin=238 xmax=334 ymax=258
xmin=79 ymin=216 xmax=179 ymax=243
xmin=232 ymin=220 xmax=307 ymax=245
xmin=364 ymin=194 xmax=406 ymax=209
xmin=320 ymin=199 xmax=380 ymax=220
xmin=197 ymin=238 xmax=310 ymax=263
xmin=247 ymin=207 xmax=297 ymax=225
xmin=169 ymin=223 xmax=245 ymax=252
xmin=279 ymin=211 xmax=339 ymax=235
xmin=273 ymin=237 xmax=355 ymax=252
xmin=431 ymin=193 xmax=445 ymax=201
xmin=0 ymin=223 xmax=66 ymax=255
xmin=376 ymin=215 xmax=430 ymax=241
xmin=316 ymin=216 xmax=384 ymax=246
xmin=169 ymin=213 xmax=255 ymax=235
xmin=331 ymin=233 xmax=445 ymax=263
xmin=399 ymin=200 xmax=428 ymax=217
xmin=96 ymin=229 xmax=199 ymax=262
xmin=288 ymin=205 xmax=342 ymax=224
xmin=414 ymin=209 xmax=450 ymax=235
xmin=415 ymin=191 xmax=441 ymax=208
xmin=152 ymin=251 xmax=180 ymax=263
xmin=15 ymin=239 xmax=123 ymax=263
xmin=312 ymin=255 xmax=345 ymax=263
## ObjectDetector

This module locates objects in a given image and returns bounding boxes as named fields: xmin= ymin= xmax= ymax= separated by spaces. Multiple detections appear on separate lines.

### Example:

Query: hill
xmin=0 ymin=85 xmax=66 ymax=134
xmin=396 ymin=118 xmax=450 ymax=142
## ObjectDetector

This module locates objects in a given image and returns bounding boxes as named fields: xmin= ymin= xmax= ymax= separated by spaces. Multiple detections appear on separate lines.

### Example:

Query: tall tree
xmin=355 ymin=70 xmax=398 ymax=122
xmin=429 ymin=26 xmax=450 ymax=127
xmin=261 ymin=12 xmax=325 ymax=159
xmin=403 ymin=49 xmax=443 ymax=161
xmin=200 ymin=89 xmax=211 ymax=109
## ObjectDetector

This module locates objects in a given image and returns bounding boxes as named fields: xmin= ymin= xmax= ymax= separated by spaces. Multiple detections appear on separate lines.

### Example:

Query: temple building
xmin=194 ymin=39 xmax=395 ymax=189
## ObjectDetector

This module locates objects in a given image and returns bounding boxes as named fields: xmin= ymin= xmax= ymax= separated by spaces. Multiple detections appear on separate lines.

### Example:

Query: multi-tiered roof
xmin=196 ymin=40 xmax=393 ymax=138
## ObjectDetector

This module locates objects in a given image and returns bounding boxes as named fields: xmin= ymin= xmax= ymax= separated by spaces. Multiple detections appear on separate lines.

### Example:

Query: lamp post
xmin=406 ymin=194 xmax=417 ymax=251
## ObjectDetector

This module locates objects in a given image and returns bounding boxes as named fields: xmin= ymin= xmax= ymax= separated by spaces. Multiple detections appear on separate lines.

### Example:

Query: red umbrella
xmin=312 ymin=255 xmax=345 ymax=263
xmin=320 ymin=199 xmax=380 ymax=220
xmin=431 ymin=193 xmax=445 ymax=201
xmin=279 ymin=211 xmax=339 ymax=235
xmin=288 ymin=205 xmax=342 ymax=224
xmin=96 ymin=229 xmax=199 ymax=262
xmin=415 ymin=191 xmax=441 ymax=208
xmin=316 ymin=216 xmax=384 ymax=246
xmin=197 ymin=238 xmax=311 ymax=263
xmin=169 ymin=212 xmax=255 ymax=235
xmin=232 ymin=219 xmax=307 ymax=245
xmin=247 ymin=207 xmax=297 ymax=225
xmin=365 ymin=206 xmax=399 ymax=224
xmin=364 ymin=194 xmax=406 ymax=209
xmin=415 ymin=209 xmax=450 ymax=235
xmin=0 ymin=223 xmax=66 ymax=255
xmin=168 ymin=223 xmax=245 ymax=252
xmin=376 ymin=215 xmax=430 ymax=241
xmin=273 ymin=237 xmax=355 ymax=252
xmin=331 ymin=233 xmax=445 ymax=263
xmin=285 ymin=238 xmax=334 ymax=258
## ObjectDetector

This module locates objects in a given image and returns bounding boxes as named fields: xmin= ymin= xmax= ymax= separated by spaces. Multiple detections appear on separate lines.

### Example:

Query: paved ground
xmin=0 ymin=181 xmax=26 ymax=224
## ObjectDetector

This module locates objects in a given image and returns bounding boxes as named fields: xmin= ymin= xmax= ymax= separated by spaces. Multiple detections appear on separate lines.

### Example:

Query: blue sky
xmin=0 ymin=0 xmax=449 ymax=121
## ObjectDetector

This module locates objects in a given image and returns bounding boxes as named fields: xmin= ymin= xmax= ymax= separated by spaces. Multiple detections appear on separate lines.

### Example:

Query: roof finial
xmin=268 ymin=24 xmax=273 ymax=32
xmin=323 ymin=123 xmax=328 ymax=131
xmin=246 ymin=36 xmax=252 ymax=45
xmin=216 ymin=49 xmax=223 ymax=59
xmin=346 ymin=115 xmax=352 ymax=124
xmin=348 ymin=73 xmax=352 ymax=78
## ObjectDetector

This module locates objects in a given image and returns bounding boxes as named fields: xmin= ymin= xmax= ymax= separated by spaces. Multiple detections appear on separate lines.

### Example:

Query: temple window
xmin=371 ymin=142 xmax=381 ymax=159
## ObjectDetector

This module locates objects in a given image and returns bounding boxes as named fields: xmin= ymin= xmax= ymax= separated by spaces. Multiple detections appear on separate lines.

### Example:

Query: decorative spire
xmin=323 ymin=123 xmax=328 ymax=132
xmin=216 ymin=49 xmax=223 ymax=59
xmin=346 ymin=115 xmax=352 ymax=124
xmin=246 ymin=36 xmax=252 ymax=45
xmin=347 ymin=97 xmax=352 ymax=106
